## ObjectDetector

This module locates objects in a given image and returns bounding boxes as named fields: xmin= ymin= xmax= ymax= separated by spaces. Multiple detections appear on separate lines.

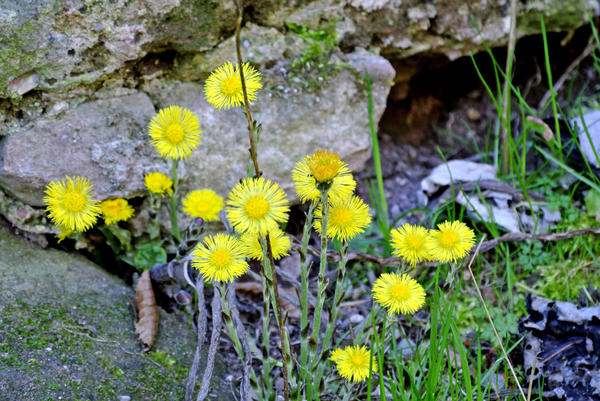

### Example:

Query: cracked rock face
xmin=0 ymin=50 xmax=393 ymax=208
xmin=0 ymin=0 xmax=597 ymax=219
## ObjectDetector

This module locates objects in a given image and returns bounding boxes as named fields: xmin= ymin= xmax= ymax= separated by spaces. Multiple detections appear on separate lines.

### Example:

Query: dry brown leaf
xmin=134 ymin=270 xmax=159 ymax=351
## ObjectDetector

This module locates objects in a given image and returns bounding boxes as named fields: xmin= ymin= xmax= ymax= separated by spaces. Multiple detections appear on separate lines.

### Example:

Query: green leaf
xmin=133 ymin=242 xmax=167 ymax=271
xmin=585 ymin=188 xmax=600 ymax=221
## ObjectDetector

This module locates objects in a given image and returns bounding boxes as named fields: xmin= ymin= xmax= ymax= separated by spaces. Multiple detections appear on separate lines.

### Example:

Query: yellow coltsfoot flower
xmin=101 ymin=198 xmax=134 ymax=225
xmin=372 ymin=273 xmax=426 ymax=315
xmin=192 ymin=233 xmax=249 ymax=282
xmin=292 ymin=152 xmax=356 ymax=204
xmin=314 ymin=195 xmax=371 ymax=243
xmin=307 ymin=150 xmax=343 ymax=183
xmin=330 ymin=345 xmax=375 ymax=383
xmin=44 ymin=176 xmax=100 ymax=232
xmin=426 ymin=220 xmax=475 ymax=263
xmin=148 ymin=105 xmax=201 ymax=160
xmin=240 ymin=227 xmax=291 ymax=261
xmin=204 ymin=62 xmax=262 ymax=110
xmin=391 ymin=224 xmax=431 ymax=265
xmin=226 ymin=177 xmax=289 ymax=236
xmin=145 ymin=172 xmax=173 ymax=196
xmin=182 ymin=189 xmax=224 ymax=221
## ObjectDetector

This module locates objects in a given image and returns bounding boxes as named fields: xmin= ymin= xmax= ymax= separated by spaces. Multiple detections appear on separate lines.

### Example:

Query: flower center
xmin=221 ymin=76 xmax=241 ymax=96
xmin=63 ymin=192 xmax=86 ymax=212
xmin=165 ymin=123 xmax=185 ymax=144
xmin=211 ymin=249 xmax=232 ymax=269
xmin=390 ymin=282 xmax=409 ymax=301
xmin=105 ymin=204 xmax=119 ymax=214
xmin=439 ymin=231 xmax=458 ymax=248
xmin=195 ymin=201 xmax=210 ymax=213
xmin=244 ymin=196 xmax=270 ymax=220
xmin=408 ymin=236 xmax=424 ymax=249
xmin=330 ymin=207 xmax=352 ymax=227
xmin=307 ymin=150 xmax=342 ymax=182
xmin=350 ymin=354 xmax=365 ymax=366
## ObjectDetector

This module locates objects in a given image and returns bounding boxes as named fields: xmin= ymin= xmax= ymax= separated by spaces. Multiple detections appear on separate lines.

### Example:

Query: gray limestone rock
xmin=0 ymin=0 xmax=598 ymax=225
xmin=0 ymin=49 xmax=393 ymax=211
xmin=0 ymin=224 xmax=230 ymax=400
xmin=0 ymin=92 xmax=158 ymax=206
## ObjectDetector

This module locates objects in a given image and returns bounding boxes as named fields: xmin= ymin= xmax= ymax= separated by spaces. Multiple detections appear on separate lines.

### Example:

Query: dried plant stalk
xmin=134 ymin=270 xmax=159 ymax=351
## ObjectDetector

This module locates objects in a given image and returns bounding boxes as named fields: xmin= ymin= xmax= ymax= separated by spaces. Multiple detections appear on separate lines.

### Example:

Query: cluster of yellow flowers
xmin=43 ymin=59 xmax=478 ymax=389
xmin=294 ymin=150 xmax=371 ymax=242
xmin=191 ymin=176 xmax=291 ymax=282
xmin=392 ymin=221 xmax=476 ymax=264
xmin=329 ymin=220 xmax=476 ymax=383
xmin=43 ymin=176 xmax=134 ymax=240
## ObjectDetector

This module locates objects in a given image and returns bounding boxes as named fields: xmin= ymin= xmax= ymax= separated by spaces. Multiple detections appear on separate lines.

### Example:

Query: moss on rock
xmin=0 ymin=225 xmax=230 ymax=400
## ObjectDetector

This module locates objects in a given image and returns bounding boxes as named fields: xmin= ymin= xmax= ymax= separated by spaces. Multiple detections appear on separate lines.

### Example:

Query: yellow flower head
xmin=192 ymin=233 xmax=249 ymax=282
xmin=372 ymin=273 xmax=426 ymax=315
xmin=330 ymin=345 xmax=375 ymax=383
xmin=101 ymin=198 xmax=134 ymax=225
xmin=148 ymin=105 xmax=201 ymax=160
xmin=314 ymin=196 xmax=371 ymax=242
xmin=426 ymin=220 xmax=475 ymax=263
xmin=240 ymin=227 xmax=291 ymax=261
xmin=307 ymin=150 xmax=343 ymax=183
xmin=182 ymin=189 xmax=224 ymax=221
xmin=43 ymin=176 xmax=100 ymax=232
xmin=145 ymin=172 xmax=173 ymax=196
xmin=391 ymin=224 xmax=431 ymax=266
xmin=292 ymin=155 xmax=356 ymax=204
xmin=204 ymin=62 xmax=263 ymax=110
xmin=226 ymin=177 xmax=289 ymax=236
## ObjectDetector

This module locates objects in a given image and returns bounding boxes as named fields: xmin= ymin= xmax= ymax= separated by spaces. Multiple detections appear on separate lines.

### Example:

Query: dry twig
xmin=292 ymin=226 xmax=600 ymax=267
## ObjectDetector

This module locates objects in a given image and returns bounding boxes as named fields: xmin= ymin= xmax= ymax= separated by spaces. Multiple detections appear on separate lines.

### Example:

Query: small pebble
xmin=349 ymin=314 xmax=364 ymax=324
xmin=466 ymin=107 xmax=481 ymax=121
xmin=118 ymin=396 xmax=131 ymax=401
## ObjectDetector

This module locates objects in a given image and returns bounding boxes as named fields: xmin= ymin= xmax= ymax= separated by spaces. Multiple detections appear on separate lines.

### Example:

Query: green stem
xmin=218 ymin=284 xmax=261 ymax=393
xmin=260 ymin=266 xmax=274 ymax=399
xmin=540 ymin=15 xmax=562 ymax=159
xmin=365 ymin=72 xmax=390 ymax=256
xmin=374 ymin=312 xmax=387 ymax=401
xmin=169 ymin=159 xmax=181 ymax=242
xmin=299 ymin=201 xmax=316 ymax=400
xmin=307 ymin=187 xmax=330 ymax=399
xmin=260 ymin=237 xmax=292 ymax=401
xmin=313 ymin=242 xmax=348 ymax=389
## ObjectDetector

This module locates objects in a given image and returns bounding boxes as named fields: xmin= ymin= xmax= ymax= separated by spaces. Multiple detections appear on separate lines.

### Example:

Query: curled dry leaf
xmin=134 ymin=270 xmax=159 ymax=351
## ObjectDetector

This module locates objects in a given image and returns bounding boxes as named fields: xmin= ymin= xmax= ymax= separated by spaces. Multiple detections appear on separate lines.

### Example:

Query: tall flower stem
xmin=218 ymin=283 xmax=261 ymax=394
xmin=307 ymin=187 xmax=330 ymax=400
xmin=170 ymin=159 xmax=181 ymax=242
xmin=298 ymin=201 xmax=315 ymax=399
xmin=234 ymin=0 xmax=260 ymax=178
xmin=260 ymin=266 xmax=274 ymax=399
xmin=260 ymin=237 xmax=292 ymax=401
xmin=313 ymin=242 xmax=348 ymax=389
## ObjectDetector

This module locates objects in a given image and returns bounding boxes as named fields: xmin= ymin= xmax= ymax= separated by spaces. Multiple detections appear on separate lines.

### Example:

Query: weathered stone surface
xmin=260 ymin=0 xmax=600 ymax=60
xmin=0 ymin=0 xmax=598 ymax=220
xmin=0 ymin=49 xmax=393 ymax=209
xmin=0 ymin=0 xmax=237 ymax=97
xmin=0 ymin=224 xmax=230 ymax=400
xmin=149 ymin=49 xmax=394 ymax=200
xmin=0 ymin=92 xmax=158 ymax=206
